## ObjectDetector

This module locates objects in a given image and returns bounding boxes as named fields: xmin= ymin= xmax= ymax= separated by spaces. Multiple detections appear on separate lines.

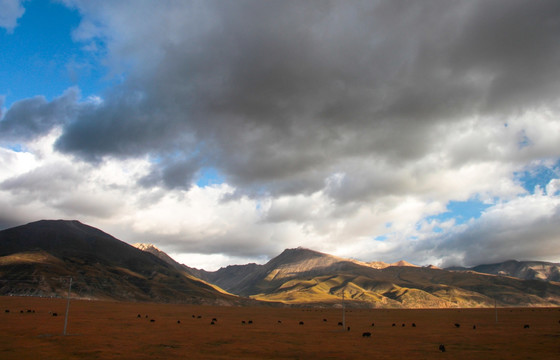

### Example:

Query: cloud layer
xmin=1 ymin=1 xmax=560 ymax=269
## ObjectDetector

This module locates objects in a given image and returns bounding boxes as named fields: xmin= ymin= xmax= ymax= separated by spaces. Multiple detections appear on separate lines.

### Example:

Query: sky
xmin=1 ymin=0 xmax=559 ymax=271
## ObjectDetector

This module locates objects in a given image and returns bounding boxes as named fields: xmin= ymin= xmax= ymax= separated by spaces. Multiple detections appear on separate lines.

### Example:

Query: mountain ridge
xmin=0 ymin=220 xmax=251 ymax=305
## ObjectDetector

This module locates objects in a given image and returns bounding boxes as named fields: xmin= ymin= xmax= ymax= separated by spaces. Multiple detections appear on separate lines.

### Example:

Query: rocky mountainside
xmin=447 ymin=260 xmax=560 ymax=282
xmin=132 ymin=243 xmax=231 ymax=295
xmin=0 ymin=220 xmax=248 ymax=305
xmin=192 ymin=247 xmax=560 ymax=308
xmin=133 ymin=243 xmax=182 ymax=270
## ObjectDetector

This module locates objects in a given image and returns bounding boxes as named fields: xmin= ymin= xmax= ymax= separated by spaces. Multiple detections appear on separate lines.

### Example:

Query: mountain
xmin=448 ymin=260 xmax=560 ymax=282
xmin=197 ymin=247 xmax=560 ymax=308
xmin=197 ymin=248 xmax=354 ymax=296
xmin=0 ymin=220 xmax=246 ymax=305
xmin=4 ymin=221 xmax=560 ymax=308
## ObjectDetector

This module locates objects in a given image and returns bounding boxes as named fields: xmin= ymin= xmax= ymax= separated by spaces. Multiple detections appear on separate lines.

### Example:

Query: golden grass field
xmin=0 ymin=296 xmax=559 ymax=359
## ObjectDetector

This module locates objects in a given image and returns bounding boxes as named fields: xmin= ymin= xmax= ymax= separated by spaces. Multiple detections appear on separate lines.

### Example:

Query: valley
xmin=1 ymin=296 xmax=559 ymax=359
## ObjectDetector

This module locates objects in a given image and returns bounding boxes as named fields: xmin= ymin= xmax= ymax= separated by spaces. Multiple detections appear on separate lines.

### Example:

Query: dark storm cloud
xmin=61 ymin=2 xmax=559 ymax=195
xmin=139 ymin=156 xmax=200 ymax=190
xmin=0 ymin=88 xmax=79 ymax=141
xmin=54 ymin=87 xmax=198 ymax=162
xmin=14 ymin=1 xmax=560 ymax=199
xmin=448 ymin=1 xmax=560 ymax=112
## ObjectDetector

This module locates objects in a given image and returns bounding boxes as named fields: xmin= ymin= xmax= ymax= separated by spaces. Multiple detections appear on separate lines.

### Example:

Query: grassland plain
xmin=0 ymin=296 xmax=559 ymax=359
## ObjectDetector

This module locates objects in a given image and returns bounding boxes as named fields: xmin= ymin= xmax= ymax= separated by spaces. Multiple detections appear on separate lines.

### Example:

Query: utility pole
xmin=342 ymin=290 xmax=346 ymax=330
xmin=494 ymin=298 xmax=498 ymax=323
xmin=63 ymin=277 xmax=72 ymax=336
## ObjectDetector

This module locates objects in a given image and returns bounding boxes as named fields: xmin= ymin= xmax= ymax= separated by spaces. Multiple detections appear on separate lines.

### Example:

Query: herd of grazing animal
xmin=3 ymin=307 xmax=555 ymax=354
xmin=127 ymin=310 xmax=555 ymax=354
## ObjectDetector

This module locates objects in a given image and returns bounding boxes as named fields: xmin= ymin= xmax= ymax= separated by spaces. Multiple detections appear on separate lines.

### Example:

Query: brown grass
xmin=0 ymin=296 xmax=559 ymax=359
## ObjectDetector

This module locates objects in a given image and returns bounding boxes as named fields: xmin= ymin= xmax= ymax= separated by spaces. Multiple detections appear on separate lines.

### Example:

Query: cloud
xmin=0 ymin=0 xmax=25 ymax=33
xmin=50 ymin=1 xmax=560 ymax=196
xmin=387 ymin=179 xmax=560 ymax=268
xmin=0 ymin=88 xmax=80 ymax=142
xmin=442 ymin=187 xmax=560 ymax=267
xmin=1 ymin=1 xmax=560 ymax=269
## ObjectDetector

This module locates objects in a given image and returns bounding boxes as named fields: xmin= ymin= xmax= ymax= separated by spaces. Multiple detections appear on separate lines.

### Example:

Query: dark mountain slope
xmin=0 ymin=220 xmax=247 ymax=305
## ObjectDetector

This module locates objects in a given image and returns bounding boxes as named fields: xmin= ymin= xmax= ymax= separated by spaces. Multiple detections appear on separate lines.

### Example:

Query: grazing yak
xmin=362 ymin=332 xmax=371 ymax=338
xmin=439 ymin=344 xmax=446 ymax=352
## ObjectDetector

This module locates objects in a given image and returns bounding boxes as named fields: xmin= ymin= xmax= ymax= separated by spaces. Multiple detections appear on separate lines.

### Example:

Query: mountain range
xmin=176 ymin=247 xmax=560 ymax=308
xmin=137 ymin=238 xmax=560 ymax=308
xmin=2 ymin=220 xmax=560 ymax=308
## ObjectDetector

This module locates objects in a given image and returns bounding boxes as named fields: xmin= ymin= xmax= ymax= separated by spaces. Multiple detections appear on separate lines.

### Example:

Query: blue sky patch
xmin=196 ymin=167 xmax=225 ymax=187
xmin=374 ymin=234 xmax=388 ymax=242
xmin=6 ymin=144 xmax=26 ymax=152
xmin=0 ymin=0 xmax=107 ymax=107
xmin=428 ymin=198 xmax=492 ymax=225
xmin=515 ymin=161 xmax=560 ymax=194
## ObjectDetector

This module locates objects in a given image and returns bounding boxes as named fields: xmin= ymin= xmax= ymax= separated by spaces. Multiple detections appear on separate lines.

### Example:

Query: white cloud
xmin=0 ymin=0 xmax=25 ymax=33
